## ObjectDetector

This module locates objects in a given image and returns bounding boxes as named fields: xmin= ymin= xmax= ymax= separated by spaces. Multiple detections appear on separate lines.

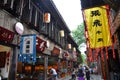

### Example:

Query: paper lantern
xmin=68 ymin=44 xmax=71 ymax=49
xmin=15 ymin=22 xmax=24 ymax=35
xmin=73 ymin=47 xmax=76 ymax=51
xmin=25 ymin=66 xmax=31 ymax=71
xmin=44 ymin=13 xmax=50 ymax=23
xmin=60 ymin=30 xmax=64 ymax=37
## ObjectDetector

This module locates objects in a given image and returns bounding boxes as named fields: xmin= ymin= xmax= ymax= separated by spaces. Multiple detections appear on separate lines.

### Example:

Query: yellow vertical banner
xmin=83 ymin=6 xmax=112 ymax=48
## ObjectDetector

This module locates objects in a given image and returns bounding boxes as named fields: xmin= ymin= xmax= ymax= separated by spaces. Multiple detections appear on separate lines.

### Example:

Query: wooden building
xmin=0 ymin=0 xmax=80 ymax=80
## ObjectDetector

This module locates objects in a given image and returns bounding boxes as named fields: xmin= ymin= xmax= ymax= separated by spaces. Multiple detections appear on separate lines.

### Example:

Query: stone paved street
xmin=58 ymin=74 xmax=103 ymax=80
xmin=90 ymin=74 xmax=103 ymax=80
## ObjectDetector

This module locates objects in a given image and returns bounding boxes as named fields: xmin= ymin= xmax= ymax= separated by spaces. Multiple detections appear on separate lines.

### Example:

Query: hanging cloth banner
xmin=19 ymin=34 xmax=36 ymax=63
xmin=83 ymin=5 xmax=112 ymax=48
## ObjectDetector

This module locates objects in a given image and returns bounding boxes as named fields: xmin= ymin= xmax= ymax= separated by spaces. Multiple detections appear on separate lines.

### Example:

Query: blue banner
xmin=18 ymin=34 xmax=36 ymax=63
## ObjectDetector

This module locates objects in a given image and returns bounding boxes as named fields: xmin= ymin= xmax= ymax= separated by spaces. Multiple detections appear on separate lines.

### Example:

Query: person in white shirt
xmin=50 ymin=67 xmax=57 ymax=80
xmin=71 ymin=68 xmax=76 ymax=80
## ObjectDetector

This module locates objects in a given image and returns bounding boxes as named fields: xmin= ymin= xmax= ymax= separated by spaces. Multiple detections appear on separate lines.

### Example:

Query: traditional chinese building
xmin=0 ymin=0 xmax=80 ymax=80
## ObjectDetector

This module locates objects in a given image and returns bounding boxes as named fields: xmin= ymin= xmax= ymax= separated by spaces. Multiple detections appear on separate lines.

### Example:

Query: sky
xmin=52 ymin=0 xmax=86 ymax=52
xmin=52 ymin=0 xmax=83 ymax=31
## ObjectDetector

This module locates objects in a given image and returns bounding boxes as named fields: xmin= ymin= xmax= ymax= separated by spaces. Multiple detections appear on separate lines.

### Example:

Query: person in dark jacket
xmin=77 ymin=69 xmax=85 ymax=80
xmin=85 ymin=66 xmax=90 ymax=80
xmin=71 ymin=68 xmax=76 ymax=80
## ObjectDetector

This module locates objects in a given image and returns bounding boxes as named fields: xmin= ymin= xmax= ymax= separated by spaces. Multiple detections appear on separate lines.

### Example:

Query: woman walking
xmin=77 ymin=68 xmax=85 ymax=80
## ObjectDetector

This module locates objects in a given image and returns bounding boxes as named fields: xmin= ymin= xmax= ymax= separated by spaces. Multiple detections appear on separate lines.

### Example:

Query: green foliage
xmin=81 ymin=53 xmax=86 ymax=64
xmin=71 ymin=23 xmax=86 ymax=64
xmin=71 ymin=23 xmax=86 ymax=49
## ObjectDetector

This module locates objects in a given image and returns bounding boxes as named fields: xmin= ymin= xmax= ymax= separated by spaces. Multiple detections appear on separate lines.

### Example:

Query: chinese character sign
xmin=83 ymin=6 xmax=112 ymax=48
xmin=19 ymin=34 xmax=36 ymax=63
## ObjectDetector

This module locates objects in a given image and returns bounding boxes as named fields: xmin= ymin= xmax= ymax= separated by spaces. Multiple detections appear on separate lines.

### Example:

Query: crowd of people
xmin=37 ymin=65 xmax=90 ymax=80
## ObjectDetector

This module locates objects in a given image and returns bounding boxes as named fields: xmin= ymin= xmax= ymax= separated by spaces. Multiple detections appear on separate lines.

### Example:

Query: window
xmin=13 ymin=0 xmax=24 ymax=16
xmin=51 ymin=23 xmax=55 ymax=39
xmin=21 ymin=0 xmax=31 ymax=23
xmin=48 ymin=23 xmax=52 ymax=38
xmin=0 ymin=0 xmax=24 ymax=17
xmin=54 ymin=28 xmax=58 ymax=42
xmin=4 ymin=0 xmax=14 ymax=9
xmin=30 ymin=5 xmax=37 ymax=27
xmin=58 ymin=30 xmax=61 ymax=44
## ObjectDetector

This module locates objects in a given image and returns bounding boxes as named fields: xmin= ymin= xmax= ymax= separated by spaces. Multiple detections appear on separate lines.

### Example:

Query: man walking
xmin=50 ymin=67 xmax=57 ymax=80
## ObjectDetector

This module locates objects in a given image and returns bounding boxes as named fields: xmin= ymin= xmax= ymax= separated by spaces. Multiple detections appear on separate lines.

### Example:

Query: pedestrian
xmin=71 ymin=68 xmax=76 ymax=80
xmin=85 ymin=66 xmax=90 ymax=80
xmin=77 ymin=68 xmax=85 ymax=80
xmin=50 ymin=67 xmax=57 ymax=80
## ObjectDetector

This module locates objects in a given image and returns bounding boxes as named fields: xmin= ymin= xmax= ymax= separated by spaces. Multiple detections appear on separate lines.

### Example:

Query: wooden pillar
xmin=58 ymin=59 xmax=61 ymax=78
xmin=44 ymin=56 xmax=48 ymax=80
xmin=8 ymin=46 xmax=18 ymax=80
xmin=104 ymin=52 xmax=110 ymax=80
xmin=98 ymin=54 xmax=102 ymax=76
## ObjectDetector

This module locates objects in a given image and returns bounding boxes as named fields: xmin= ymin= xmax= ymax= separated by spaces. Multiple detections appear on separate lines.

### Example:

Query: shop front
xmin=16 ymin=36 xmax=48 ymax=80
xmin=16 ymin=54 xmax=45 ymax=80
xmin=0 ymin=45 xmax=11 ymax=80
xmin=0 ymin=26 xmax=15 ymax=80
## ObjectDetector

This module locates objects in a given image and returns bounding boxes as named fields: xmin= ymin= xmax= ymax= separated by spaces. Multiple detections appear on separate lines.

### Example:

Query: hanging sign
xmin=0 ymin=26 xmax=14 ymax=43
xmin=84 ymin=5 xmax=112 ymax=48
xmin=36 ymin=37 xmax=47 ymax=52
xmin=51 ymin=47 xmax=60 ymax=56
xmin=19 ymin=34 xmax=36 ymax=63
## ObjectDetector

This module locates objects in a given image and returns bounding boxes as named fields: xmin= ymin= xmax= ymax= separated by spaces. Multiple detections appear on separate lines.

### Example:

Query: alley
xmin=58 ymin=74 xmax=102 ymax=80
xmin=0 ymin=0 xmax=120 ymax=80
xmin=90 ymin=74 xmax=102 ymax=80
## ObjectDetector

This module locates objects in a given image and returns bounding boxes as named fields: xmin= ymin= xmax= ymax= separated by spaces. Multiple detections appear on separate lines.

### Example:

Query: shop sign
xmin=51 ymin=47 xmax=60 ymax=56
xmin=0 ymin=26 xmax=14 ymax=43
xmin=36 ymin=37 xmax=46 ymax=52
xmin=19 ymin=34 xmax=36 ymax=63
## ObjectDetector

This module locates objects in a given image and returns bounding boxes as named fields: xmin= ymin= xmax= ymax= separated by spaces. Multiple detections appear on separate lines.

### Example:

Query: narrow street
xmin=58 ymin=74 xmax=102 ymax=80
xmin=0 ymin=0 xmax=120 ymax=80
xmin=90 ymin=74 xmax=102 ymax=80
